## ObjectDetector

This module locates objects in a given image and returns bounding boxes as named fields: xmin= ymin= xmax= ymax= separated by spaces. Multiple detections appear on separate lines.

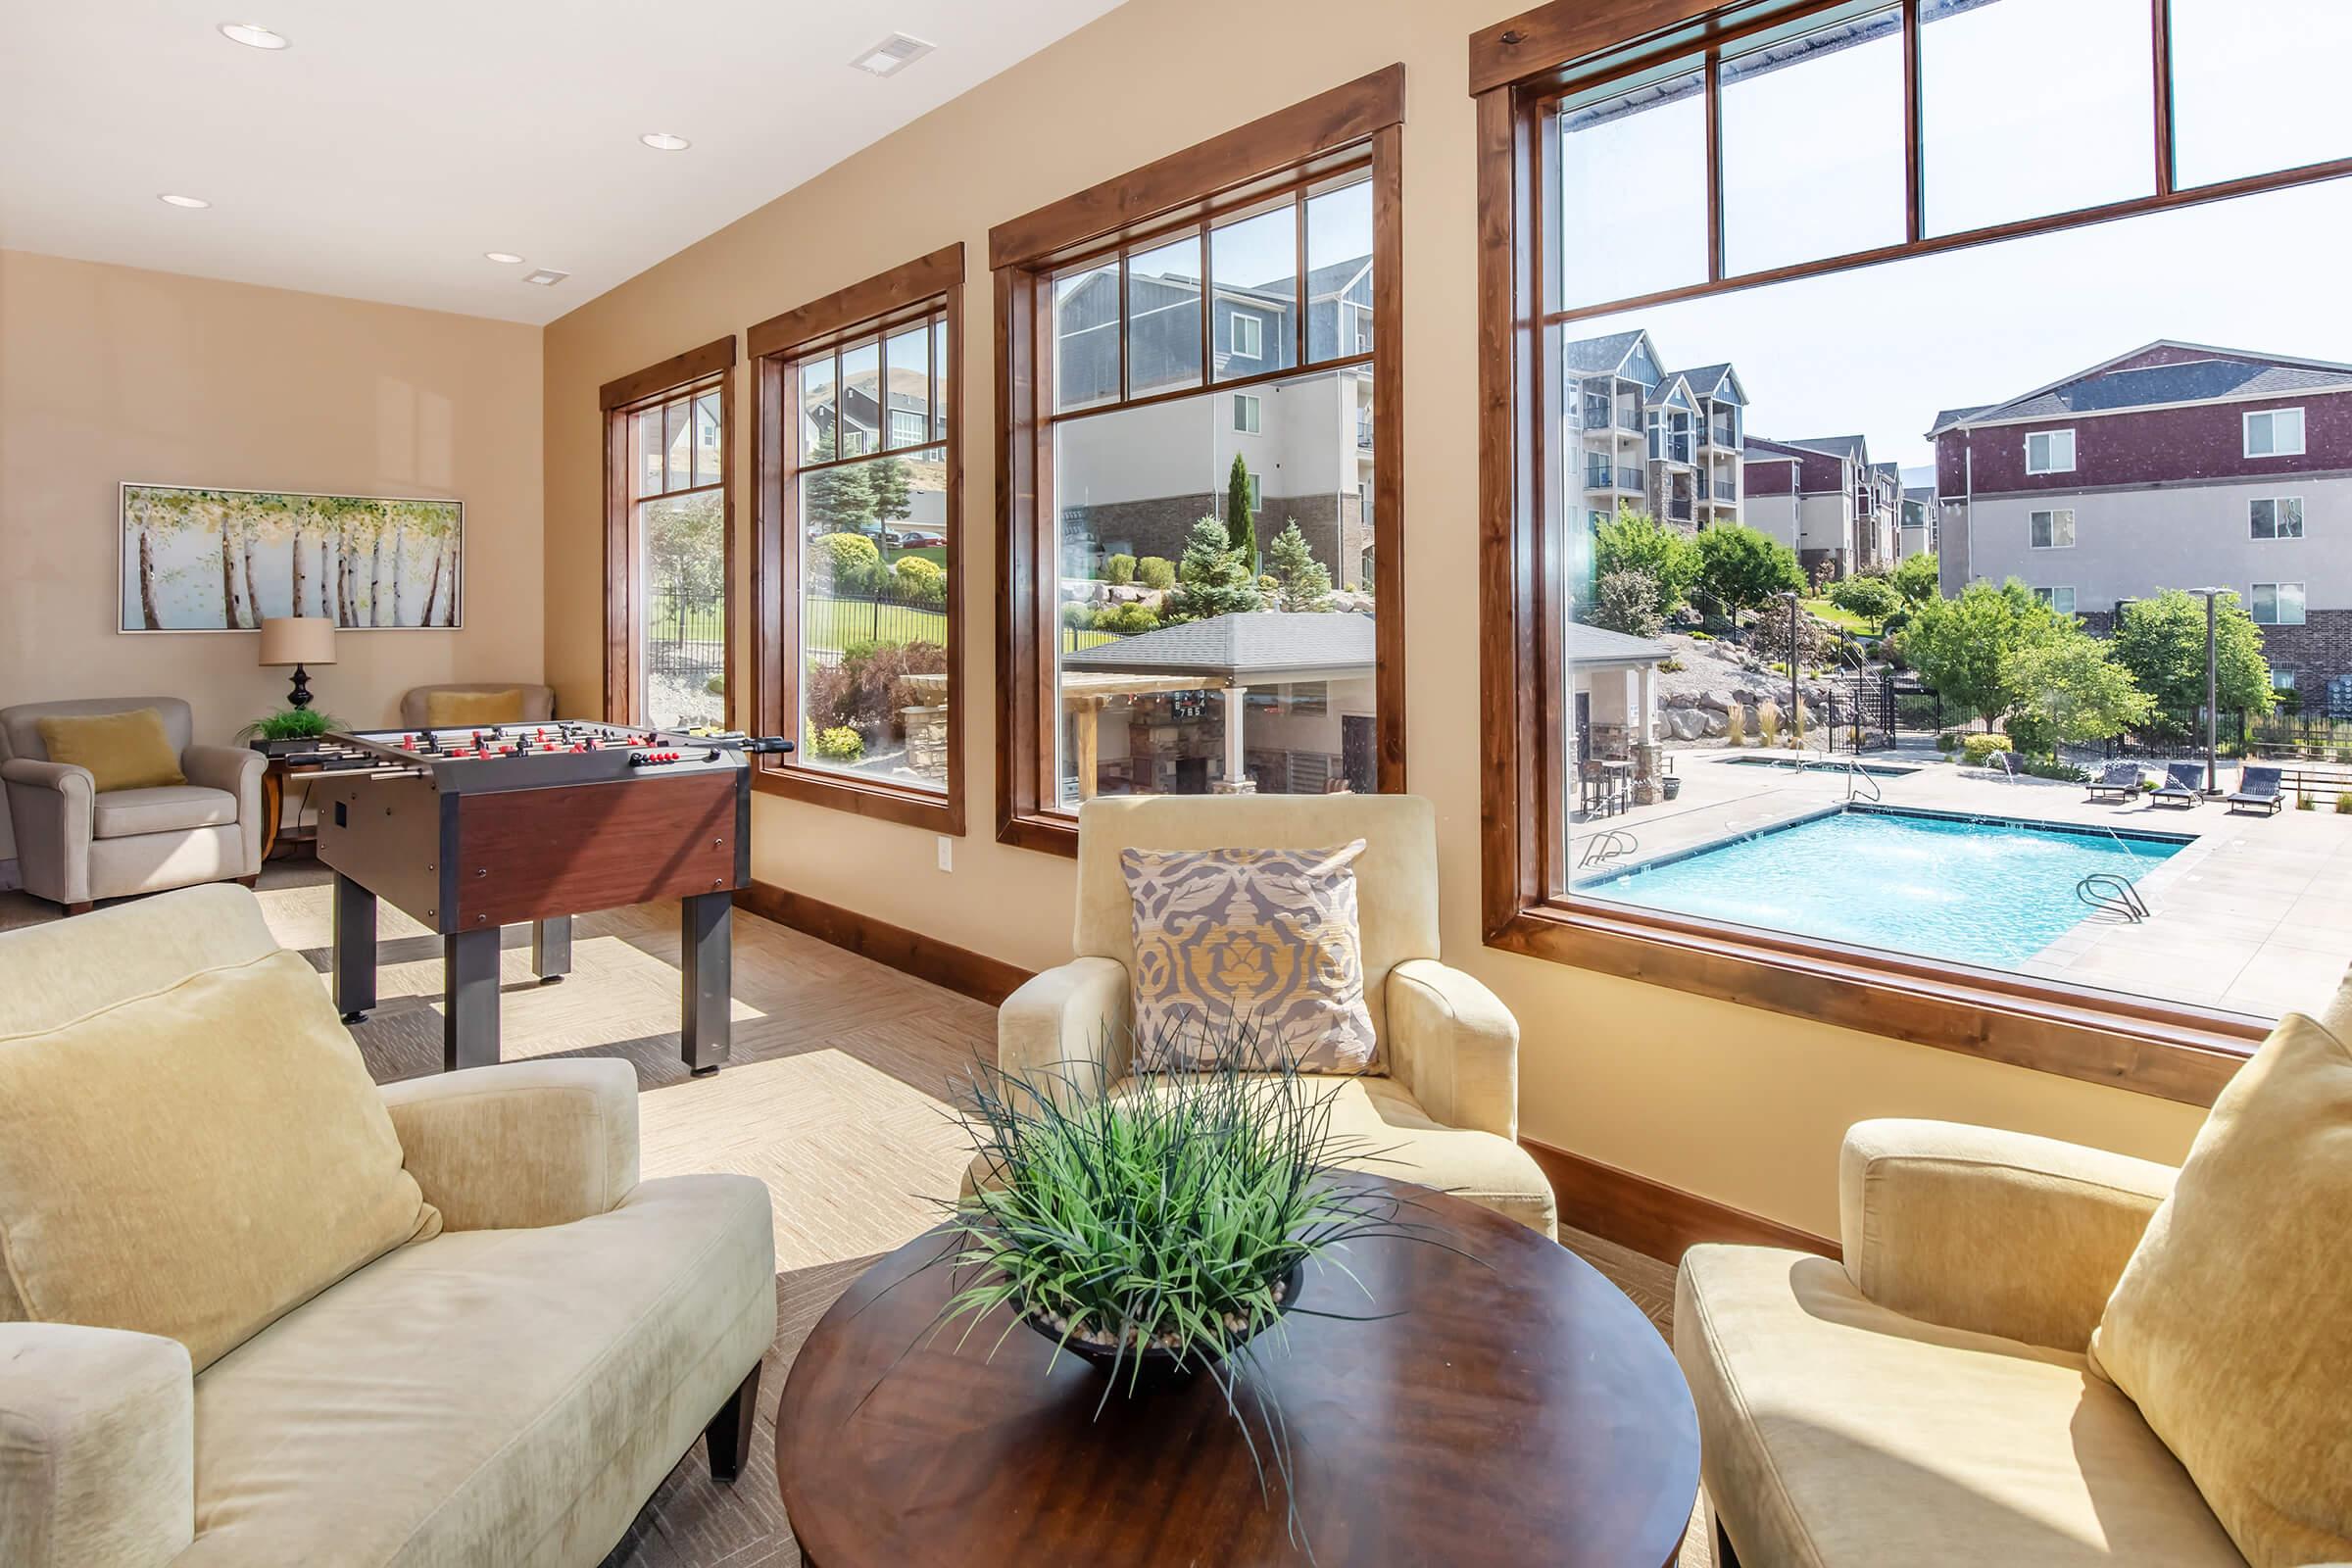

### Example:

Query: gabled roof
xmin=1566 ymin=622 xmax=1670 ymax=667
xmin=1780 ymin=434 xmax=1868 ymax=464
xmin=1668 ymin=364 xmax=1744 ymax=404
xmin=1741 ymin=435 xmax=1815 ymax=463
xmin=1648 ymin=374 xmax=1695 ymax=413
xmin=1927 ymin=405 xmax=1990 ymax=437
xmin=1563 ymin=328 xmax=1652 ymax=378
xmin=1061 ymin=612 xmax=1376 ymax=682
xmin=1935 ymin=341 xmax=2352 ymax=432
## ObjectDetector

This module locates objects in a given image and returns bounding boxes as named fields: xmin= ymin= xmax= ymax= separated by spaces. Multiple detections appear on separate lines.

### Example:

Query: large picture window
xmin=749 ymin=245 xmax=964 ymax=834
xmin=601 ymin=336 xmax=737 ymax=728
xmin=1476 ymin=0 xmax=2352 ymax=1103
xmin=992 ymin=69 xmax=1405 ymax=854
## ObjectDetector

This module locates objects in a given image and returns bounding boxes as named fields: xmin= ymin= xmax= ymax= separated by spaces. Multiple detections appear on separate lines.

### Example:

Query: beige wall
xmin=542 ymin=0 xmax=2211 ymax=1236
xmin=0 ymin=250 xmax=544 ymax=865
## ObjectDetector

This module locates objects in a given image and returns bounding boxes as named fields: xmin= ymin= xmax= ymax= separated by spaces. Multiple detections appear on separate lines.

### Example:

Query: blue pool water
xmin=1582 ymin=807 xmax=2184 ymax=968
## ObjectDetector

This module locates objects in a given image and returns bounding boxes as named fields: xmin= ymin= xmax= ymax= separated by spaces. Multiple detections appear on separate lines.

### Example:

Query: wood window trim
xmin=990 ymin=67 xmax=1409 ymax=858
xmin=601 ymin=334 xmax=739 ymax=726
xmin=1465 ymin=0 xmax=2346 ymax=1108
xmin=747 ymin=243 xmax=967 ymax=837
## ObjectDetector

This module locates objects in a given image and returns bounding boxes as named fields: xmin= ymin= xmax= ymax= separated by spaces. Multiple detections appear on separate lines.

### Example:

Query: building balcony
xmin=1667 ymin=497 xmax=1693 ymax=521
xmin=1616 ymin=409 xmax=1642 ymax=432
xmin=1712 ymin=479 xmax=1737 ymax=501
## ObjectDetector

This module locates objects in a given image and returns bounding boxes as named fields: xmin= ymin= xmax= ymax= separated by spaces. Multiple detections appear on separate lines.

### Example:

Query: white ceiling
xmin=0 ymin=0 xmax=1125 ymax=325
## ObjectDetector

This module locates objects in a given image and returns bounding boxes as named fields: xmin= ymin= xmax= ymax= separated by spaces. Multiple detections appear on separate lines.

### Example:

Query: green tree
xmin=2110 ymin=588 xmax=2277 ymax=714
xmin=1903 ymin=578 xmax=2064 ymax=728
xmin=805 ymin=433 xmax=880 ymax=535
xmin=1162 ymin=515 xmax=1264 ymax=622
xmin=1828 ymin=573 xmax=1903 ymax=632
xmin=1890 ymin=552 xmax=1940 ymax=606
xmin=2002 ymin=628 xmax=2154 ymax=752
xmin=1592 ymin=502 xmax=1699 ymax=619
xmin=1693 ymin=523 xmax=1803 ymax=616
xmin=1224 ymin=455 xmax=1256 ymax=562
xmin=813 ymin=532 xmax=883 ymax=589
xmin=868 ymin=456 xmax=913 ymax=530
xmin=1264 ymin=518 xmax=1332 ymax=611
xmin=1591 ymin=568 xmax=1665 ymax=639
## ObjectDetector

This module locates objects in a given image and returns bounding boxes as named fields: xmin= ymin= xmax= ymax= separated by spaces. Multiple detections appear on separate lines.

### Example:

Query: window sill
xmin=753 ymin=762 xmax=964 ymax=837
xmin=1488 ymin=900 xmax=2258 ymax=1107
xmin=997 ymin=809 xmax=1078 ymax=858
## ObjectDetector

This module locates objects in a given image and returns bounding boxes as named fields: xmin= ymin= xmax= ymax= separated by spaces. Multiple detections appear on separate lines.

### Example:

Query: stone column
xmin=1222 ymin=686 xmax=1247 ymax=789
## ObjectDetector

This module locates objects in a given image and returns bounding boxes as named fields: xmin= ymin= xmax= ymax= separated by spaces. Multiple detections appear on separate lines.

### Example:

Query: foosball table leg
xmin=333 ymin=874 xmax=377 ymax=1025
xmin=443 ymin=927 xmax=503 ymax=1072
xmin=680 ymin=890 xmax=732 ymax=1076
xmin=531 ymin=915 xmax=573 ymax=984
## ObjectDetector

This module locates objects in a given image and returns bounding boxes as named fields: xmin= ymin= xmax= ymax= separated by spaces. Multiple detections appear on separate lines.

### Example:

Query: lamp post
xmin=2195 ymin=587 xmax=2224 ymax=795
xmin=1783 ymin=590 xmax=1802 ymax=751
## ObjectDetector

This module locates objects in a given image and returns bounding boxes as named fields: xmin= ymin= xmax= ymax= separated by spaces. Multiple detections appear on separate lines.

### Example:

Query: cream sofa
xmin=398 ymin=683 xmax=559 ymax=727
xmin=1678 ymin=1119 xmax=2243 ymax=1567
xmin=999 ymin=793 xmax=1556 ymax=1236
xmin=0 ymin=886 xmax=777 ymax=1567
xmin=0 ymin=697 xmax=264 ymax=914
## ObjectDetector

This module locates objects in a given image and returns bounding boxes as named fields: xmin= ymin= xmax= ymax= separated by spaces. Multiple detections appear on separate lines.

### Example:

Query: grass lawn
xmin=1800 ymin=597 xmax=1874 ymax=635
xmin=881 ymin=545 xmax=946 ymax=568
xmin=798 ymin=596 xmax=1116 ymax=653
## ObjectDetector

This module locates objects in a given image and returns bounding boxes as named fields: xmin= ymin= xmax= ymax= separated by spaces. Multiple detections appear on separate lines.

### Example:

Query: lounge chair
xmin=2228 ymin=764 xmax=2285 ymax=816
xmin=2086 ymin=760 xmax=2144 ymax=803
xmin=2149 ymin=760 xmax=2205 ymax=808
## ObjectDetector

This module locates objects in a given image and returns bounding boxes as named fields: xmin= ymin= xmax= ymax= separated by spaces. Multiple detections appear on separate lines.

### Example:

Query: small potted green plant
xmin=239 ymin=708 xmax=347 ymax=748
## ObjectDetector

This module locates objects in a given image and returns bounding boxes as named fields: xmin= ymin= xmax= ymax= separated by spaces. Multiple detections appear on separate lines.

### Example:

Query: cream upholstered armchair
xmin=0 ymin=697 xmax=264 ymax=915
xmin=1000 ymin=793 xmax=1557 ymax=1237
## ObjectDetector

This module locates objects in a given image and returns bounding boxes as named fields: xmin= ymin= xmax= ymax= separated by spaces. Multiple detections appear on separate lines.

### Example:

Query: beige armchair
xmin=1000 ymin=794 xmax=1556 ymax=1237
xmin=0 ymin=697 xmax=264 ymax=914
xmin=1676 ymin=1120 xmax=2244 ymax=1567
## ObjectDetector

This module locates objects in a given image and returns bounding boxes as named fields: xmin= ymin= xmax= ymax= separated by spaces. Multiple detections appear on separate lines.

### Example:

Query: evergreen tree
xmin=1162 ymin=516 xmax=1264 ymax=623
xmin=1265 ymin=518 xmax=1332 ymax=611
xmin=868 ymin=456 xmax=913 ymax=531
xmin=1224 ymin=455 xmax=1256 ymax=562
xmin=804 ymin=432 xmax=880 ymax=536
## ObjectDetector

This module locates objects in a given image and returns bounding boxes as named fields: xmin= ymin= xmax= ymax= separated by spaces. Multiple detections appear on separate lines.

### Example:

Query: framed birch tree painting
xmin=119 ymin=483 xmax=463 ymax=632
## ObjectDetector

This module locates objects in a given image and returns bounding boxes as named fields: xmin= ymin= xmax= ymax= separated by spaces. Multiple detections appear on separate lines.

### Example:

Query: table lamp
xmin=258 ymin=616 xmax=337 ymax=710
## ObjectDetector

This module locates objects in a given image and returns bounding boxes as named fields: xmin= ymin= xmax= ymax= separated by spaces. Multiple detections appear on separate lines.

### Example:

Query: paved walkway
xmin=1569 ymin=743 xmax=2352 ymax=1019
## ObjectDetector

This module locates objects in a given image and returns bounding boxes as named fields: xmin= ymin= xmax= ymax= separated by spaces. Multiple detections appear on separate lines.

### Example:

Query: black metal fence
xmin=803 ymin=586 xmax=949 ymax=660
xmin=2103 ymin=706 xmax=2352 ymax=762
xmin=647 ymin=586 xmax=724 ymax=686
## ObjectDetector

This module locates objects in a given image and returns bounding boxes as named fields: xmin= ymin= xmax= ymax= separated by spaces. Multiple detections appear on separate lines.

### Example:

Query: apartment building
xmin=1563 ymin=330 xmax=1747 ymax=536
xmin=1740 ymin=432 xmax=1894 ymax=578
xmin=1901 ymin=484 xmax=1936 ymax=559
xmin=1932 ymin=340 xmax=2352 ymax=705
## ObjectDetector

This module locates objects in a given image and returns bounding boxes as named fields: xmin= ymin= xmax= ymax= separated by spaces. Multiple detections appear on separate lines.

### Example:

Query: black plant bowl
xmin=1023 ymin=1260 xmax=1304 ymax=1378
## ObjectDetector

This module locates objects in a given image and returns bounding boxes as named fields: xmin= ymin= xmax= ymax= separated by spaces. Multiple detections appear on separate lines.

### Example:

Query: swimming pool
xmin=1580 ymin=806 xmax=2186 ymax=968
xmin=1724 ymin=758 xmax=1917 ymax=778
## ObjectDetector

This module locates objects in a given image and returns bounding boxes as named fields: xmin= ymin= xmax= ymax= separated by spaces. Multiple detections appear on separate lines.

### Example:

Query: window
xmin=2170 ymin=0 xmax=2352 ymax=189
xmin=2274 ymin=669 xmax=2301 ymax=693
xmin=1473 ymin=0 xmax=2352 ymax=1102
xmin=2026 ymin=430 xmax=2075 ymax=474
xmin=2252 ymin=582 xmax=2306 ymax=625
xmin=2250 ymin=497 xmax=2305 ymax=540
xmin=601 ymin=335 xmax=736 ymax=728
xmin=749 ymin=245 xmax=964 ymax=834
xmin=994 ymin=71 xmax=1403 ymax=853
xmin=2245 ymin=409 xmax=2306 ymax=458
xmin=2030 ymin=509 xmax=2075 ymax=549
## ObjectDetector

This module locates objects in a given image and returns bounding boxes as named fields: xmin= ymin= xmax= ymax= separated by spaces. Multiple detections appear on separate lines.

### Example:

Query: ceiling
xmin=0 ymin=1 xmax=1125 ymax=325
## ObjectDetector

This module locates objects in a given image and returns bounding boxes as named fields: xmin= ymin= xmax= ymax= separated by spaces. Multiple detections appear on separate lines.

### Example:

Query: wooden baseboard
xmin=1522 ymin=1138 xmax=1839 ymax=1265
xmin=734 ymin=880 xmax=1034 ymax=1006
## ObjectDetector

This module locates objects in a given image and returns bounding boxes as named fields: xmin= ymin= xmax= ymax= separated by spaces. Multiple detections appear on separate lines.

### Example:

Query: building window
xmin=2030 ymin=509 xmax=2075 ymax=549
xmin=2250 ymin=497 xmax=2305 ymax=539
xmin=2252 ymin=582 xmax=2306 ymax=625
xmin=2244 ymin=408 xmax=2307 ymax=457
xmin=2025 ymin=429 xmax=2076 ymax=474
xmin=2274 ymin=669 xmax=2301 ymax=693
xmin=994 ymin=71 xmax=1403 ymax=853
xmin=2033 ymin=586 xmax=2077 ymax=614
xmin=748 ymin=245 xmax=964 ymax=834
xmin=601 ymin=336 xmax=736 ymax=728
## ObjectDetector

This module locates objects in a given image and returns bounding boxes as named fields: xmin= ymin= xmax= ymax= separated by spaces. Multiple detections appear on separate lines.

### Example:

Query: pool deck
xmin=1571 ymin=744 xmax=2352 ymax=1019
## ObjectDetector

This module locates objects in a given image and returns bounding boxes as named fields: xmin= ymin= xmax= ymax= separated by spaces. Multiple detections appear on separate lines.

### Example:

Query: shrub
xmin=1960 ymin=733 xmax=2014 ymax=765
xmin=892 ymin=555 xmax=947 ymax=606
xmin=1658 ymin=657 xmax=1686 ymax=673
xmin=1689 ymin=629 xmax=1714 ymax=641
xmin=1103 ymin=553 xmax=1136 ymax=586
xmin=1060 ymin=602 xmax=1095 ymax=628
xmin=1725 ymin=707 xmax=1745 ymax=746
xmin=814 ymin=531 xmax=883 ymax=586
xmin=1136 ymin=556 xmax=1175 ymax=590
xmin=1758 ymin=703 xmax=1782 ymax=747
xmin=810 ymin=724 xmax=864 ymax=762
xmin=1935 ymin=730 xmax=1961 ymax=753
xmin=805 ymin=638 xmax=947 ymax=739
xmin=2337 ymin=791 xmax=2352 ymax=813
xmin=704 ymin=674 xmax=725 ymax=697
xmin=2004 ymin=709 xmax=2055 ymax=757
xmin=1590 ymin=568 xmax=1666 ymax=639
xmin=1257 ymin=574 xmax=1279 ymax=591
xmin=1092 ymin=602 xmax=1158 ymax=635
xmin=2299 ymin=791 xmax=2317 ymax=810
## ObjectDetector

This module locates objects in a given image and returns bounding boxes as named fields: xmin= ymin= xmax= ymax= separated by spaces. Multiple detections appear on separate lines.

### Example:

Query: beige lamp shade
xmin=258 ymin=616 xmax=337 ymax=667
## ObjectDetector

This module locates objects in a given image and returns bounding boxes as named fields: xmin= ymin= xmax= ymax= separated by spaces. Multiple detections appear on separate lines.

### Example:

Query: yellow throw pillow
xmin=1120 ymin=840 xmax=1379 ymax=1073
xmin=36 ymin=708 xmax=184 ymax=792
xmin=2088 ymin=1010 xmax=2352 ymax=1567
xmin=0 ymin=949 xmax=439 ymax=1372
xmin=423 ymin=687 xmax=525 ymax=727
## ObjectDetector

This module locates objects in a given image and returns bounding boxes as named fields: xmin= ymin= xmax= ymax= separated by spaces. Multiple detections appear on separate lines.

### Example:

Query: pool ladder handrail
xmin=2077 ymin=871 xmax=2149 ymax=923
xmin=1578 ymin=827 xmax=1640 ymax=868
xmin=1842 ymin=761 xmax=1882 ymax=804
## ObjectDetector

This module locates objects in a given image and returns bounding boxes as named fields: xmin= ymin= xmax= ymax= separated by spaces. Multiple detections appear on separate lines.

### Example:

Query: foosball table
xmin=314 ymin=721 xmax=790 ymax=1075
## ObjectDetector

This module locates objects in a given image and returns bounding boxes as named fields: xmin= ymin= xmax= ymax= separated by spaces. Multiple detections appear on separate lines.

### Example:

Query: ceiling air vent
xmin=522 ymin=269 xmax=569 ymax=287
xmin=852 ymin=33 xmax=933 ymax=76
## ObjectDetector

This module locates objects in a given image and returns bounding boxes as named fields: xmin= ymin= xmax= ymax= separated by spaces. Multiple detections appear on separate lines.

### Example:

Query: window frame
xmin=2251 ymin=580 xmax=2306 ymax=626
xmin=2249 ymin=495 xmax=2304 ymax=540
xmin=2029 ymin=508 xmax=2075 ymax=550
xmin=990 ymin=67 xmax=1408 ymax=857
xmin=2025 ymin=428 xmax=2076 ymax=474
xmin=2034 ymin=585 xmax=2077 ymax=614
xmin=2244 ymin=407 xmax=2306 ymax=458
xmin=1233 ymin=391 xmax=1263 ymax=434
xmin=747 ymin=243 xmax=967 ymax=836
xmin=1467 ymin=0 xmax=2352 ymax=1108
xmin=600 ymin=335 xmax=739 ymax=727
xmin=1231 ymin=312 xmax=1264 ymax=360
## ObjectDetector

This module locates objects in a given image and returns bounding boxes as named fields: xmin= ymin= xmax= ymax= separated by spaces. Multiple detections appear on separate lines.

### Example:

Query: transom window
xmin=2030 ymin=509 xmax=2075 ymax=549
xmin=2250 ymin=497 xmax=2305 ymax=540
xmin=2245 ymin=409 xmax=2306 ymax=458
xmin=2026 ymin=430 xmax=2076 ymax=474
xmin=2252 ymin=582 xmax=2306 ymax=625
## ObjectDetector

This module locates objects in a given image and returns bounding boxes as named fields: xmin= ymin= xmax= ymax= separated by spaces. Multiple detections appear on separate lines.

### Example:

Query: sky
xmin=1556 ymin=0 xmax=2352 ymax=471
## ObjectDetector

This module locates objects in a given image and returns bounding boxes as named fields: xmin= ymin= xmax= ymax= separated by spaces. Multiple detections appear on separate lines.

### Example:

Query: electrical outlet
xmin=936 ymin=835 xmax=954 ymax=872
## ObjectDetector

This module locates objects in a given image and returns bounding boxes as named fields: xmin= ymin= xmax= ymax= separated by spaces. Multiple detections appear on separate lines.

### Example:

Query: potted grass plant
xmin=238 ymin=708 xmax=347 ymax=748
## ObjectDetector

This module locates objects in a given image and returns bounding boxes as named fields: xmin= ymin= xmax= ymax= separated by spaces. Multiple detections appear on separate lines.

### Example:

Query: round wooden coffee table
xmin=775 ymin=1176 xmax=1697 ymax=1567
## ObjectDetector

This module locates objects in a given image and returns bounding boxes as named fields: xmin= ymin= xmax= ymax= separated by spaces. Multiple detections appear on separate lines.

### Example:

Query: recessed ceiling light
xmin=218 ymin=23 xmax=289 ymax=50
xmin=639 ymin=132 xmax=691 ymax=152
xmin=853 ymin=33 xmax=934 ymax=75
xmin=158 ymin=193 xmax=211 ymax=209
xmin=522 ymin=269 xmax=569 ymax=287
xmin=483 ymin=252 xmax=525 ymax=265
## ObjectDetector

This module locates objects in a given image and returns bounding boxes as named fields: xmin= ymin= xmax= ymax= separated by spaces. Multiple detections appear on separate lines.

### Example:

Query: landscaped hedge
xmin=1960 ymin=733 xmax=2013 ymax=765
xmin=805 ymin=637 xmax=947 ymax=742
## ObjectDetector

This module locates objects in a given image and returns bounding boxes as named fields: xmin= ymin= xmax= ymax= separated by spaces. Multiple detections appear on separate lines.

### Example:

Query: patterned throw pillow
xmin=1120 ymin=841 xmax=1379 ymax=1073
